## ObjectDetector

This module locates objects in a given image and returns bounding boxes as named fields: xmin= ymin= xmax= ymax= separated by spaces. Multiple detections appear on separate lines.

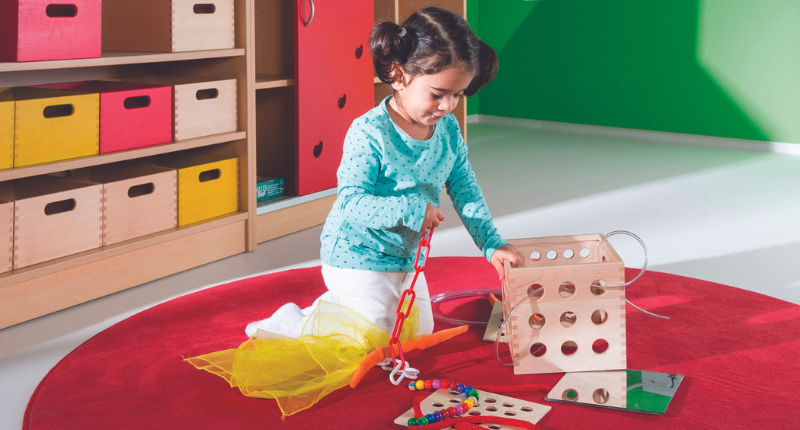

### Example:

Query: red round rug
xmin=24 ymin=257 xmax=800 ymax=429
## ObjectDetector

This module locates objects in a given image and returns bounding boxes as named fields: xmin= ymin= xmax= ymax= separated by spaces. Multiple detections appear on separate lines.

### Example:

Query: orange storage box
xmin=36 ymin=81 xmax=173 ymax=154
xmin=102 ymin=0 xmax=235 ymax=53
xmin=66 ymin=164 xmax=178 ymax=246
xmin=143 ymin=152 xmax=238 ymax=226
xmin=0 ymin=89 xmax=14 ymax=170
xmin=0 ymin=175 xmax=102 ymax=269
xmin=8 ymin=87 xmax=99 ymax=168
xmin=0 ymin=0 xmax=102 ymax=62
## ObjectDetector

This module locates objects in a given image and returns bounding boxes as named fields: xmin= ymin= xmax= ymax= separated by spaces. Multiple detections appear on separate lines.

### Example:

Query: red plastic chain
xmin=389 ymin=227 xmax=434 ymax=375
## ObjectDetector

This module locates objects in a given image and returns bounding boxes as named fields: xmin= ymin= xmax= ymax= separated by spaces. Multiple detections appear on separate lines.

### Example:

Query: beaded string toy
xmin=405 ymin=380 xmax=479 ymax=426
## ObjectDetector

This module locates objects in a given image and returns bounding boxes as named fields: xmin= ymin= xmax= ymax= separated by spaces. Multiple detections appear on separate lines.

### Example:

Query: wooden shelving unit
xmin=0 ymin=0 xmax=255 ymax=329
xmin=0 ymin=0 xmax=467 ymax=329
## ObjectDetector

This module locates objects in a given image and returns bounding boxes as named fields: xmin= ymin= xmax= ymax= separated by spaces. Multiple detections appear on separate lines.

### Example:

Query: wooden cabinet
xmin=295 ymin=0 xmax=374 ymax=196
xmin=255 ymin=0 xmax=466 ymax=242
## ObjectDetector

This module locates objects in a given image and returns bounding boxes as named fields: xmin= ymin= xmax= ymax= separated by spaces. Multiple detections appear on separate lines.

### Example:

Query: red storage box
xmin=0 ymin=0 xmax=101 ymax=62
xmin=36 ymin=81 xmax=172 ymax=153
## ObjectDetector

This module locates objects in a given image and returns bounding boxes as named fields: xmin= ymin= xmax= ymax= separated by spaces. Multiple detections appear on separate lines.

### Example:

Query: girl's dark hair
xmin=370 ymin=7 xmax=498 ymax=96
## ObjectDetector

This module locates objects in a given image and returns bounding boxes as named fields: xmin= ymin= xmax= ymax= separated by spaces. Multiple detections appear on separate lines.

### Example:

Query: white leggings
xmin=245 ymin=264 xmax=434 ymax=338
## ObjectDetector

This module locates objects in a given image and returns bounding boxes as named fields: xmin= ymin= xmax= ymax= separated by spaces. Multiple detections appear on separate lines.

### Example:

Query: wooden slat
xmin=256 ymin=195 xmax=335 ymax=243
xmin=0 ymin=220 xmax=246 ymax=329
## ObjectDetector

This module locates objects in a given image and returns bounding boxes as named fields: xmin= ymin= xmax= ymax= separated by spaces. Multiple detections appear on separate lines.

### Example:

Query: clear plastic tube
xmin=430 ymin=288 xmax=502 ymax=327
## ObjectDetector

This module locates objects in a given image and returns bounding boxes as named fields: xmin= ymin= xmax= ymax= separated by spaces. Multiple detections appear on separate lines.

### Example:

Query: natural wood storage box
xmin=0 ymin=89 xmax=13 ymax=170
xmin=142 ymin=152 xmax=238 ymax=226
xmin=118 ymin=76 xmax=237 ymax=141
xmin=65 ymin=164 xmax=178 ymax=246
xmin=102 ymin=0 xmax=235 ymax=53
xmin=0 ymin=201 xmax=13 ymax=274
xmin=502 ymin=234 xmax=626 ymax=375
xmin=7 ymin=87 xmax=99 ymax=168
xmin=0 ymin=175 xmax=102 ymax=269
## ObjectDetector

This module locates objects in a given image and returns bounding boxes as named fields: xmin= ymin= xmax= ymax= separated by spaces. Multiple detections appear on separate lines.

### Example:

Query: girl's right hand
xmin=420 ymin=203 xmax=444 ymax=236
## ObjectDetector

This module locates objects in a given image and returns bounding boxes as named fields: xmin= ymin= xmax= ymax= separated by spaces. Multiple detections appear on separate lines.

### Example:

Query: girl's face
xmin=392 ymin=65 xmax=474 ymax=128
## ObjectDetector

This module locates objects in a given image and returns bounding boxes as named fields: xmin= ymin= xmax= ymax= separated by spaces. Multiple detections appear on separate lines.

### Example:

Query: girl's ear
xmin=389 ymin=64 xmax=406 ymax=91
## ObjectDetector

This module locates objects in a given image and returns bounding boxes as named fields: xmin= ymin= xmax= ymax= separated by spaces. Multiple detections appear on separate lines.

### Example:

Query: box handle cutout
xmin=193 ymin=4 xmax=216 ymax=14
xmin=124 ymin=95 xmax=151 ymax=110
xmin=44 ymin=198 xmax=76 ymax=215
xmin=128 ymin=183 xmax=155 ymax=198
xmin=355 ymin=45 xmax=363 ymax=59
xmin=199 ymin=169 xmax=221 ymax=182
xmin=46 ymin=4 xmax=78 ymax=17
xmin=313 ymin=141 xmax=323 ymax=158
xmin=43 ymin=104 xmax=74 ymax=118
xmin=196 ymin=88 xmax=219 ymax=100
xmin=337 ymin=94 xmax=346 ymax=109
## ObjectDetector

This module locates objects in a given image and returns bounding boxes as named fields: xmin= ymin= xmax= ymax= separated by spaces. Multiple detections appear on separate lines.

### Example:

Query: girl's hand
xmin=491 ymin=244 xmax=525 ymax=281
xmin=420 ymin=203 xmax=444 ymax=236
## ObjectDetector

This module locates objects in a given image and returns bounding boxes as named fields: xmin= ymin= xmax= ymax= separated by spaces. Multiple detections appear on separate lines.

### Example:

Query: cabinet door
xmin=295 ymin=0 xmax=374 ymax=196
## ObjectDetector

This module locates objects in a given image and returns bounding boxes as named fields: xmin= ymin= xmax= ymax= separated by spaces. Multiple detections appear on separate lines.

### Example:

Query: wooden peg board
xmin=502 ymin=234 xmax=626 ymax=375
xmin=547 ymin=370 xmax=628 ymax=409
xmin=395 ymin=388 xmax=551 ymax=429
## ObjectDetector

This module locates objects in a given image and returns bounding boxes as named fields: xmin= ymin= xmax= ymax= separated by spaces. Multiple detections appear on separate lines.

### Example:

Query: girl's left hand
xmin=490 ymin=244 xmax=525 ymax=281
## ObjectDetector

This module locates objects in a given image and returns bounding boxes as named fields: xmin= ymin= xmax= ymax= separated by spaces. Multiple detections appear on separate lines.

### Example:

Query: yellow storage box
xmin=11 ymin=87 xmax=99 ymax=168
xmin=0 ymin=175 xmax=103 ymax=269
xmin=0 ymin=89 xmax=14 ymax=170
xmin=144 ymin=153 xmax=238 ymax=226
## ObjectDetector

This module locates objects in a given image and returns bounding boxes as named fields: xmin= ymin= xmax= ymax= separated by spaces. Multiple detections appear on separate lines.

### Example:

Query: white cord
xmin=379 ymin=358 xmax=419 ymax=385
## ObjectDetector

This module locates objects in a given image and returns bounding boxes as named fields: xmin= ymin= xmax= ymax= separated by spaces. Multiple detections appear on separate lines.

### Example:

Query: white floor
xmin=2 ymin=118 xmax=799 ymax=428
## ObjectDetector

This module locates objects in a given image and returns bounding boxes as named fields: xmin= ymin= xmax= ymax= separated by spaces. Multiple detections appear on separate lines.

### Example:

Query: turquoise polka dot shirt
xmin=320 ymin=96 xmax=508 ymax=272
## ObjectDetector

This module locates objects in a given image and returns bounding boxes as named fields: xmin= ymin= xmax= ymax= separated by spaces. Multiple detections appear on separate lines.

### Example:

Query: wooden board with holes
xmin=483 ymin=301 xmax=507 ymax=343
xmin=394 ymin=389 xmax=550 ymax=429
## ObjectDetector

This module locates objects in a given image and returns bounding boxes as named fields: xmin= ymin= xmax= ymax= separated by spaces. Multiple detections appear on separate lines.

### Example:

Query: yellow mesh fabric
xmin=186 ymin=301 xmax=420 ymax=417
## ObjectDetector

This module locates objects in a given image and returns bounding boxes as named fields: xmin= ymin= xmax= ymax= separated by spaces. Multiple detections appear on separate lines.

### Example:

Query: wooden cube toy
xmin=502 ymin=234 xmax=626 ymax=375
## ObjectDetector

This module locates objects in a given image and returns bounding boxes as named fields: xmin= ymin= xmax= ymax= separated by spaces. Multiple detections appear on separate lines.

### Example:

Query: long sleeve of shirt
xmin=320 ymin=96 xmax=507 ymax=272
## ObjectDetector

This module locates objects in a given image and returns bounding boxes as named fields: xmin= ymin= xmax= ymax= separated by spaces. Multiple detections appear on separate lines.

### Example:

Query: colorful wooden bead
xmin=415 ymin=380 xmax=425 ymax=390
xmin=408 ymin=382 xmax=417 ymax=391
xmin=418 ymin=416 xmax=429 ymax=425
xmin=468 ymin=389 xmax=479 ymax=399
xmin=446 ymin=407 xmax=456 ymax=417
xmin=408 ymin=417 xmax=418 ymax=426
xmin=456 ymin=383 xmax=466 ymax=393
xmin=441 ymin=379 xmax=449 ymax=389
xmin=450 ymin=381 xmax=458 ymax=390
xmin=453 ymin=405 xmax=464 ymax=415
xmin=432 ymin=379 xmax=441 ymax=389
xmin=424 ymin=380 xmax=433 ymax=390
xmin=425 ymin=413 xmax=435 ymax=423
xmin=464 ymin=386 xmax=474 ymax=395
xmin=433 ymin=412 xmax=443 ymax=422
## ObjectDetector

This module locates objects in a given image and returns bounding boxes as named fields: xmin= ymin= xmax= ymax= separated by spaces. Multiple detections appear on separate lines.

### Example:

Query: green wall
xmin=471 ymin=0 xmax=800 ymax=143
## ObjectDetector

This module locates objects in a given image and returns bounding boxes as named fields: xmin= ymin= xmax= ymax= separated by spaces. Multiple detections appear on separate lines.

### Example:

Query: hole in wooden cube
xmin=504 ymin=411 xmax=517 ymax=416
xmin=592 ymin=309 xmax=609 ymax=325
xmin=559 ymin=282 xmax=576 ymax=298
xmin=529 ymin=313 xmax=546 ymax=329
xmin=527 ymin=284 xmax=544 ymax=300
xmin=530 ymin=342 xmax=547 ymax=357
xmin=560 ymin=311 xmax=577 ymax=327
xmin=546 ymin=250 xmax=557 ymax=260
xmin=563 ymin=248 xmax=574 ymax=259
xmin=592 ymin=339 xmax=609 ymax=354
xmin=530 ymin=251 xmax=541 ymax=261
xmin=484 ymin=398 xmax=497 ymax=403
xmin=580 ymin=247 xmax=591 ymax=258
xmin=561 ymin=341 xmax=578 ymax=356
xmin=590 ymin=279 xmax=608 ymax=296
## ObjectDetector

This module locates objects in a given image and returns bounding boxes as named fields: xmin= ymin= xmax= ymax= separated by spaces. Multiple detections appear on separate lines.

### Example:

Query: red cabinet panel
xmin=295 ymin=0 xmax=374 ymax=196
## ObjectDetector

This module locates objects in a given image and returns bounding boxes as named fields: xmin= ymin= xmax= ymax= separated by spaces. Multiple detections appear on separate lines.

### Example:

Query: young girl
xmin=246 ymin=7 xmax=523 ymax=339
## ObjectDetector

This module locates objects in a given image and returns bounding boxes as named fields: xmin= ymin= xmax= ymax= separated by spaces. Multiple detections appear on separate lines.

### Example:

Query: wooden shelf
xmin=0 ymin=49 xmax=246 ymax=73
xmin=0 ymin=131 xmax=246 ymax=181
xmin=0 ymin=211 xmax=248 ymax=289
xmin=255 ymin=74 xmax=294 ymax=89
xmin=256 ymin=188 xmax=336 ymax=215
